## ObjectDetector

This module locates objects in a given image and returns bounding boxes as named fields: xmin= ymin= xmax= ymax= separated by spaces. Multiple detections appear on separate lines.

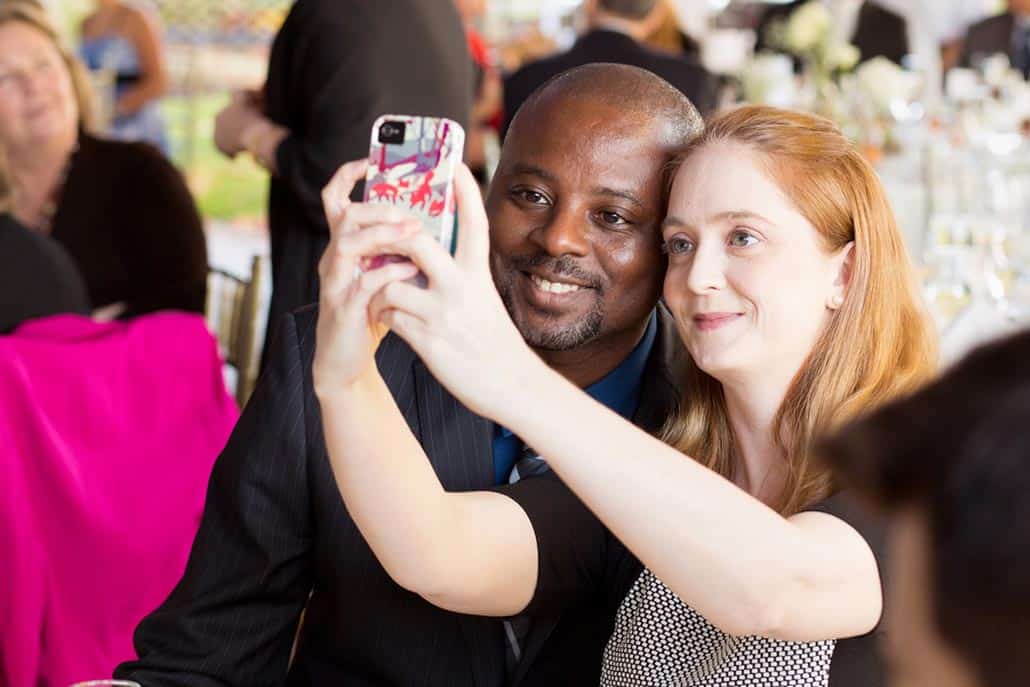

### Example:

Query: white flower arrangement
xmin=854 ymin=56 xmax=920 ymax=116
xmin=740 ymin=53 xmax=798 ymax=107
xmin=766 ymin=0 xmax=860 ymax=75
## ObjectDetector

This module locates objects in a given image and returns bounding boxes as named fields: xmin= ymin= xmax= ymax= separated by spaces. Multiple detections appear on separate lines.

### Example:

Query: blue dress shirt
xmin=491 ymin=311 xmax=659 ymax=484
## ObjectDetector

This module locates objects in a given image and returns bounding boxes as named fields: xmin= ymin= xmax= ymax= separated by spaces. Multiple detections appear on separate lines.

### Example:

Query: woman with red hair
xmin=315 ymin=105 xmax=937 ymax=685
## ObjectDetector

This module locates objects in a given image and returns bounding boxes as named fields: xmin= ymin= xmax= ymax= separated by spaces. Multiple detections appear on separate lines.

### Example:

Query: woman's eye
xmin=661 ymin=235 xmax=694 ymax=256
xmin=729 ymin=230 xmax=759 ymax=248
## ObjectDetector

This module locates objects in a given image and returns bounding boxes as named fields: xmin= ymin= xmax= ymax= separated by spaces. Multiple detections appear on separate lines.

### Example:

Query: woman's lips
xmin=692 ymin=313 xmax=743 ymax=331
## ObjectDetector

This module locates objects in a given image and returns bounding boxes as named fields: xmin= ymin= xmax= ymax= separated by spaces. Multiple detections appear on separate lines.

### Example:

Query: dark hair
xmin=822 ymin=328 xmax=1030 ymax=687
xmin=599 ymin=0 xmax=659 ymax=20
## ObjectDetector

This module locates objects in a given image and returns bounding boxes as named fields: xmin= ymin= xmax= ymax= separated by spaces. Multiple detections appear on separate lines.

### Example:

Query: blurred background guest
xmin=642 ymin=0 xmax=701 ymax=60
xmin=501 ymin=0 xmax=717 ymax=138
xmin=935 ymin=0 xmax=997 ymax=73
xmin=824 ymin=328 xmax=1030 ymax=687
xmin=0 ymin=144 xmax=88 ymax=333
xmin=960 ymin=0 xmax=1030 ymax=77
xmin=212 ymin=0 xmax=471 ymax=362
xmin=79 ymin=0 xmax=169 ymax=152
xmin=756 ymin=0 xmax=910 ymax=66
xmin=0 ymin=3 xmax=207 ymax=320
xmin=457 ymin=0 xmax=504 ymax=184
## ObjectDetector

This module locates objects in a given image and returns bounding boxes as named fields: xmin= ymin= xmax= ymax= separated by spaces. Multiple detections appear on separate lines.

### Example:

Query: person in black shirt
xmin=212 ymin=0 xmax=472 ymax=364
xmin=0 ymin=4 xmax=207 ymax=319
xmin=317 ymin=103 xmax=937 ymax=686
xmin=959 ymin=0 xmax=1030 ymax=77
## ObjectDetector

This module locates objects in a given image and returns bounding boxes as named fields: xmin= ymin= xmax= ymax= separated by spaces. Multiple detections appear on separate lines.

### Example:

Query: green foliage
xmin=163 ymin=93 xmax=268 ymax=221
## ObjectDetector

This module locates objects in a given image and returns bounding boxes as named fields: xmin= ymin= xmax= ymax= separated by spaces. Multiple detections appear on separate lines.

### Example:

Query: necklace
xmin=24 ymin=141 xmax=79 ymax=235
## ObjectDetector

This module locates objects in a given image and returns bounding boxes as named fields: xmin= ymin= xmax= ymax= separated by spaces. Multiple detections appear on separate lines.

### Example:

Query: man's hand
xmin=214 ymin=92 xmax=263 ymax=159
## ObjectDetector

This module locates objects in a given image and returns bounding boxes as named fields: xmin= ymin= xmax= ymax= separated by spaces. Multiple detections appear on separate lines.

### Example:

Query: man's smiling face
xmin=485 ymin=94 xmax=668 ymax=354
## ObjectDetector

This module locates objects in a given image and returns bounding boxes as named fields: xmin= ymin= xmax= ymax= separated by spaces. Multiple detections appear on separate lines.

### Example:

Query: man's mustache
xmin=506 ymin=254 xmax=603 ymax=290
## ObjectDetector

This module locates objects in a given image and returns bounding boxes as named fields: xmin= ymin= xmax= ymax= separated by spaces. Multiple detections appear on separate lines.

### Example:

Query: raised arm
xmin=366 ymin=167 xmax=883 ymax=643
xmin=116 ymin=5 xmax=168 ymax=117
xmin=313 ymin=161 xmax=539 ymax=616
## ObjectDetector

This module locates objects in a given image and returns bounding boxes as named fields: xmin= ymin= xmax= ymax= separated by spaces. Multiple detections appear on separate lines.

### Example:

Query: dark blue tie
xmin=508 ymin=443 xmax=551 ymax=484
xmin=503 ymin=444 xmax=550 ymax=672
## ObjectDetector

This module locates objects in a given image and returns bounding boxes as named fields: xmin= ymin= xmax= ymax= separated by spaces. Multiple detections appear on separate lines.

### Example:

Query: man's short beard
xmin=498 ymin=281 xmax=605 ymax=351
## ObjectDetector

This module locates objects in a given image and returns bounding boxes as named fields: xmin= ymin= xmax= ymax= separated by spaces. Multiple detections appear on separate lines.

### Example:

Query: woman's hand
xmin=366 ymin=164 xmax=542 ymax=421
xmin=313 ymin=159 xmax=422 ymax=399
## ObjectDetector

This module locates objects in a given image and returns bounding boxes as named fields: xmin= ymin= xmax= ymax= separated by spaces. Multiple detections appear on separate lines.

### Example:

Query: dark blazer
xmin=0 ymin=213 xmax=89 ymax=333
xmin=51 ymin=134 xmax=207 ymax=318
xmin=755 ymin=0 xmax=909 ymax=66
xmin=116 ymin=304 xmax=688 ymax=686
xmin=260 ymin=0 xmax=472 ymax=363
xmin=502 ymin=29 xmax=718 ymax=139
xmin=960 ymin=12 xmax=1024 ymax=73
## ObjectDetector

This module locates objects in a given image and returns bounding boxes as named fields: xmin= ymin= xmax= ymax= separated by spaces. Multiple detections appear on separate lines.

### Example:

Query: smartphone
xmin=363 ymin=114 xmax=466 ymax=272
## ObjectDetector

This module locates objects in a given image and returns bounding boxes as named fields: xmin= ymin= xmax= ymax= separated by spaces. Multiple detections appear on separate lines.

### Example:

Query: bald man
xmin=118 ymin=64 xmax=703 ymax=687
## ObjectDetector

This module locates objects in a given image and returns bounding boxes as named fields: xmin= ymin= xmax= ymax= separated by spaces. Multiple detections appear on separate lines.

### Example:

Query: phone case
xmin=364 ymin=115 xmax=466 ymax=254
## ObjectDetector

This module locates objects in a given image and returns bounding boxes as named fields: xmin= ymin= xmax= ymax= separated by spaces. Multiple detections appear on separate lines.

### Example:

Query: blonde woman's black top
xmin=50 ymin=134 xmax=207 ymax=318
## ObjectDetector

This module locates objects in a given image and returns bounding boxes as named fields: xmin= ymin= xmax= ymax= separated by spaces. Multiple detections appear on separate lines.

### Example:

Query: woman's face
xmin=662 ymin=140 xmax=851 ymax=384
xmin=0 ymin=22 xmax=78 ymax=153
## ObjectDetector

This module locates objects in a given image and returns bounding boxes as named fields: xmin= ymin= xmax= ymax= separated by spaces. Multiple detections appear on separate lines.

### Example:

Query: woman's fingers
xmin=380 ymin=308 xmax=429 ymax=348
xmin=452 ymin=163 xmax=491 ymax=273
xmin=338 ymin=202 xmax=417 ymax=233
xmin=375 ymin=231 xmax=460 ymax=293
xmin=321 ymin=158 xmax=369 ymax=227
xmin=319 ymin=222 xmax=420 ymax=297
xmin=349 ymin=262 xmax=422 ymax=318
xmin=367 ymin=279 xmax=437 ymax=329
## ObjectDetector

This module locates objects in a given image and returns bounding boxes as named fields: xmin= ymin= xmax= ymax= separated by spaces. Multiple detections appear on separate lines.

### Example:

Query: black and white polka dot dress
xmin=600 ymin=569 xmax=835 ymax=687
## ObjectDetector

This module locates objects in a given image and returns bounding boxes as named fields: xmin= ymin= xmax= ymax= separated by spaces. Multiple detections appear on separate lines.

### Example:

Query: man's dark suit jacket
xmin=116 ymin=304 xmax=687 ymax=686
xmin=260 ymin=0 xmax=471 ymax=363
xmin=755 ymin=0 xmax=909 ymax=66
xmin=960 ymin=12 xmax=1023 ymax=72
xmin=501 ymin=29 xmax=718 ymax=139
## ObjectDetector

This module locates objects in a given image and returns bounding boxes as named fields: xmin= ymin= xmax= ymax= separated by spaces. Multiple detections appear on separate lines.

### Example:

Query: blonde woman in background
xmin=0 ymin=3 xmax=205 ymax=318
xmin=314 ymin=105 xmax=937 ymax=686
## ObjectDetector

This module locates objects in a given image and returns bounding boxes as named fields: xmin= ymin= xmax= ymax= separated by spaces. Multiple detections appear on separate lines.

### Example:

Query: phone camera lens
xmin=378 ymin=121 xmax=406 ymax=144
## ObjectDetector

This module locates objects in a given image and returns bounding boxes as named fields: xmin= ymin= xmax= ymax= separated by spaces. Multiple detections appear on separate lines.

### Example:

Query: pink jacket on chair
xmin=0 ymin=313 xmax=240 ymax=687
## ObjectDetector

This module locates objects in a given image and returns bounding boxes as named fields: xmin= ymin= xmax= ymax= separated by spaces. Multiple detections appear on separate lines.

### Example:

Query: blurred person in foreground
xmin=824 ymin=328 xmax=1030 ymax=687
xmin=80 ymin=0 xmax=170 ymax=152
xmin=0 ymin=140 xmax=88 ymax=333
xmin=959 ymin=0 xmax=1030 ymax=78
xmin=212 ymin=0 xmax=471 ymax=365
xmin=0 ymin=3 xmax=206 ymax=319
xmin=501 ymin=0 xmax=717 ymax=138
xmin=315 ymin=104 xmax=937 ymax=686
